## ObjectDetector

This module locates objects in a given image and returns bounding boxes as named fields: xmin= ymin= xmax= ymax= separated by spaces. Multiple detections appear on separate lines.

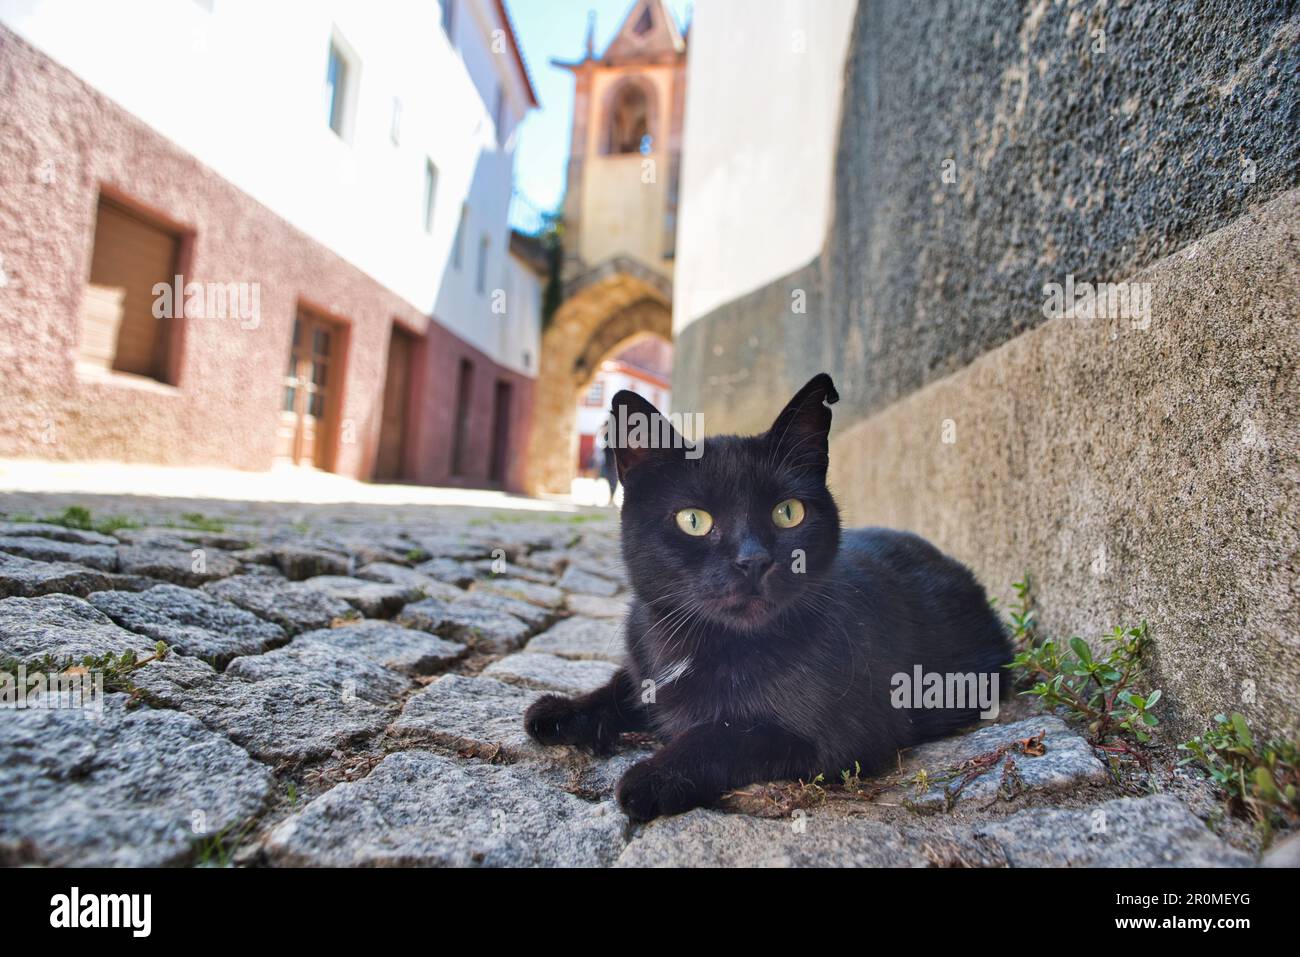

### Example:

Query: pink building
xmin=0 ymin=1 xmax=543 ymax=491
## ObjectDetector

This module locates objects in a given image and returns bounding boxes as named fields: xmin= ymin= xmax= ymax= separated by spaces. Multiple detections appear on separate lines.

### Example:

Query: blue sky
xmin=505 ymin=0 xmax=692 ymax=231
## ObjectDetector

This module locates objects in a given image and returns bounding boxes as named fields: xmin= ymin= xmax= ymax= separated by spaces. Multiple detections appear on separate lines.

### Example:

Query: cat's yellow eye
xmin=675 ymin=508 xmax=714 ymax=537
xmin=772 ymin=499 xmax=806 ymax=529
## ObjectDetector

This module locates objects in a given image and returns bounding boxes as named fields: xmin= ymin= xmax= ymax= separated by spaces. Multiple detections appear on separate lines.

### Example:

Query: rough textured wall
xmin=0 ymin=28 xmax=532 ymax=490
xmin=826 ymin=0 xmax=1298 ymax=417
xmin=678 ymin=0 xmax=1299 ymax=427
xmin=829 ymin=188 xmax=1298 ymax=740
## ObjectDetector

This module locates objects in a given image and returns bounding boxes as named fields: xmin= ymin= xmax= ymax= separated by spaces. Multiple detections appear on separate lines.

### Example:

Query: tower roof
xmin=555 ymin=0 xmax=685 ymax=71
xmin=601 ymin=0 xmax=684 ymax=64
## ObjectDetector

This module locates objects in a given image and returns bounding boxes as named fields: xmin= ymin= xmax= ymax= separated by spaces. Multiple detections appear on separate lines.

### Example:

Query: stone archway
xmin=525 ymin=257 xmax=672 ymax=495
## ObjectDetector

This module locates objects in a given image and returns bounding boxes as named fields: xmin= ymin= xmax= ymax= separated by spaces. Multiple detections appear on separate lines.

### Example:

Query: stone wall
xmin=830 ymin=189 xmax=1298 ymax=741
xmin=673 ymin=1 xmax=1300 ymax=737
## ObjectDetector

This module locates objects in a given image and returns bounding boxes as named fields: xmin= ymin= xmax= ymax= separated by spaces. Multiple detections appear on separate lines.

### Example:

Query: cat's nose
xmin=733 ymin=544 xmax=774 ymax=586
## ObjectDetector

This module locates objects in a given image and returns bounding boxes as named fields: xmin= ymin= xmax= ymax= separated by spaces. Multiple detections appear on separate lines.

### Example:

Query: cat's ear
xmin=607 ymin=390 xmax=685 ymax=482
xmin=766 ymin=373 xmax=839 ymax=475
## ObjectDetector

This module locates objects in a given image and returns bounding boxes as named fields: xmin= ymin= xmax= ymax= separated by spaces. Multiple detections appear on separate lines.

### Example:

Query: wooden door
xmin=489 ymin=379 xmax=512 ymax=485
xmin=277 ymin=308 xmax=341 ymax=469
xmin=450 ymin=359 xmax=474 ymax=476
xmin=375 ymin=325 xmax=415 ymax=480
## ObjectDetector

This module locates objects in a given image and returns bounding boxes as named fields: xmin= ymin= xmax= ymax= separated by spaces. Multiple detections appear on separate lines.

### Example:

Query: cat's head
xmin=609 ymin=373 xmax=842 ymax=634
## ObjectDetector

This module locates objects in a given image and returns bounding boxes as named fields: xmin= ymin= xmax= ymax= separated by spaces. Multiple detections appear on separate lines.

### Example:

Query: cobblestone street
xmin=0 ymin=492 xmax=1263 ymax=867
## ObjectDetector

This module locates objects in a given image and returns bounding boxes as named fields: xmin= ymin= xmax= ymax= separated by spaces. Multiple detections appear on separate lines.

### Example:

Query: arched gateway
xmin=524 ymin=257 xmax=671 ymax=495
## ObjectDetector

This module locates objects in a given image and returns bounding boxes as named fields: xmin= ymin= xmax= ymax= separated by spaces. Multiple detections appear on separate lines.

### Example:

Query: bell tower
xmin=555 ymin=0 xmax=687 ymax=282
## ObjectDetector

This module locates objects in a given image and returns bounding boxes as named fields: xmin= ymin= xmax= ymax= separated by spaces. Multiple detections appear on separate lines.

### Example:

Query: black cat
xmin=523 ymin=373 xmax=1010 ymax=822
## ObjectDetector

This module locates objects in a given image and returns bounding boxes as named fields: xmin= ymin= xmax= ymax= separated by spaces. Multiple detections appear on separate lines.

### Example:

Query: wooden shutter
xmin=81 ymin=198 xmax=178 ymax=381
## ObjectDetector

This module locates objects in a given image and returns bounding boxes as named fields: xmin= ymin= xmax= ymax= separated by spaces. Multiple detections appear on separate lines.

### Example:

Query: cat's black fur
xmin=524 ymin=373 xmax=1010 ymax=822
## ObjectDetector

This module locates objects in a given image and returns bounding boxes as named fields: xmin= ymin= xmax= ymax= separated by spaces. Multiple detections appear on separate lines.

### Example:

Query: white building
xmin=0 ymin=0 xmax=545 ymax=487
xmin=0 ymin=0 xmax=539 ymax=372
xmin=673 ymin=0 xmax=854 ymax=334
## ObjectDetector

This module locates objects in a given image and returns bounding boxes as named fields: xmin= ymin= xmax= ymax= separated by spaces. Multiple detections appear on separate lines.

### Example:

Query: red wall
xmin=0 ymin=27 xmax=534 ymax=491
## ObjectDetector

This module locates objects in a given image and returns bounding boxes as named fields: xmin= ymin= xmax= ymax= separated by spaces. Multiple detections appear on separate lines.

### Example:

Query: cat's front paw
xmin=616 ymin=757 xmax=706 ymax=822
xmin=524 ymin=693 xmax=585 ymax=746
xmin=523 ymin=694 xmax=615 ymax=753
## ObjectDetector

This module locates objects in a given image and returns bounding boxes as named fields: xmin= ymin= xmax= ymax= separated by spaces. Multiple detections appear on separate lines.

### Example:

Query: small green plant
xmin=193 ymin=817 xmax=256 ymax=868
xmin=1004 ymin=577 xmax=1160 ymax=745
xmin=0 ymin=642 xmax=170 ymax=702
xmin=910 ymin=768 xmax=931 ymax=796
xmin=37 ymin=505 xmax=142 ymax=536
xmin=1179 ymin=712 xmax=1299 ymax=840
xmin=405 ymin=548 xmax=426 ymax=562
xmin=50 ymin=505 xmax=94 ymax=530
xmin=176 ymin=512 xmax=226 ymax=533
xmin=840 ymin=761 xmax=864 ymax=789
xmin=1010 ymin=623 xmax=1160 ymax=743
xmin=96 ymin=515 xmax=141 ymax=534
xmin=1005 ymin=577 xmax=1036 ymax=648
xmin=798 ymin=772 xmax=827 ymax=800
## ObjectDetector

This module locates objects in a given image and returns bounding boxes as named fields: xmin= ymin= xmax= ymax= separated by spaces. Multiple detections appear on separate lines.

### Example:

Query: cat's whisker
xmin=660 ymin=600 xmax=707 ymax=660
xmin=643 ymin=600 xmax=703 ymax=659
